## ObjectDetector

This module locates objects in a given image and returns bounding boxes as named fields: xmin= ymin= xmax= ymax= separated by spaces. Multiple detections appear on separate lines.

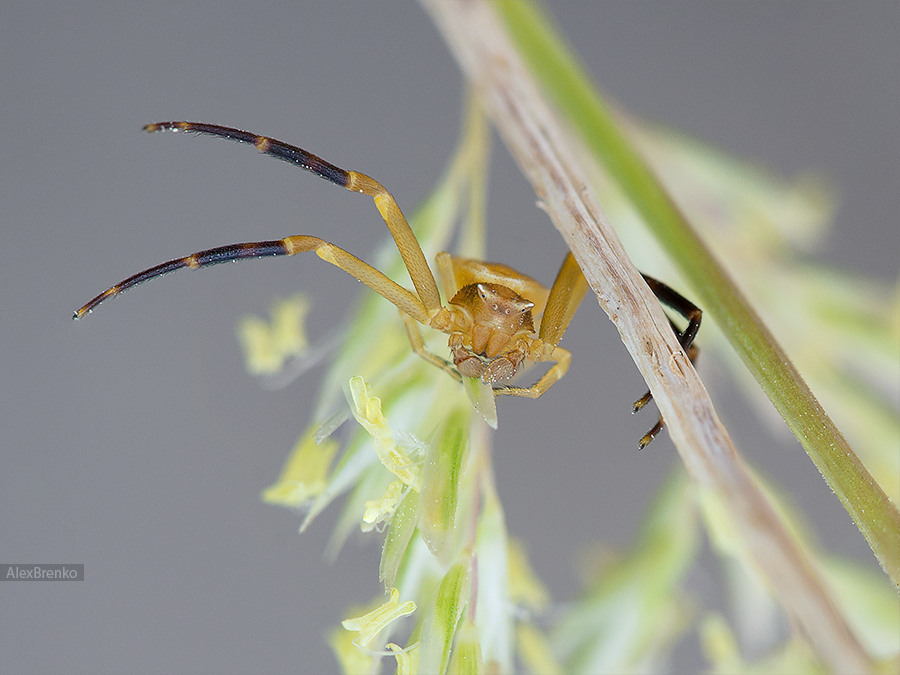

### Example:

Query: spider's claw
xmin=637 ymin=417 xmax=665 ymax=450
xmin=632 ymin=390 xmax=652 ymax=413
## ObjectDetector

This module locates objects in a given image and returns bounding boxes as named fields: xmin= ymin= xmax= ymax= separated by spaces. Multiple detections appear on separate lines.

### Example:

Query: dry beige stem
xmin=422 ymin=0 xmax=871 ymax=672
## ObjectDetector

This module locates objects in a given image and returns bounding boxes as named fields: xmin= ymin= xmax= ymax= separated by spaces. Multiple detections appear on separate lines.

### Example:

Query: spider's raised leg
xmin=494 ymin=252 xmax=588 ymax=399
xmin=74 ymin=236 xmax=432 ymax=324
xmin=633 ymin=274 xmax=702 ymax=449
xmin=75 ymin=122 xmax=445 ymax=323
xmin=152 ymin=122 xmax=441 ymax=312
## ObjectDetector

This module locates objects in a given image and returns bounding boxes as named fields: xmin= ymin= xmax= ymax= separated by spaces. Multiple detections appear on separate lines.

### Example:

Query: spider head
xmin=451 ymin=282 xmax=535 ymax=335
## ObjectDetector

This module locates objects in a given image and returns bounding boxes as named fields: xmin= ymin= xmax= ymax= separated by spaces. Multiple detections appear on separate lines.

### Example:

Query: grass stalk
xmin=422 ymin=0 xmax=883 ymax=671
xmin=492 ymin=0 xmax=899 ymax=590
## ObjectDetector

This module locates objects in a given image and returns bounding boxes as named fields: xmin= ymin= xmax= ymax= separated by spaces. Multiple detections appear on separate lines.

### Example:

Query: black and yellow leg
xmin=141 ymin=122 xmax=442 ymax=315
xmin=74 ymin=235 xmax=430 ymax=324
xmin=74 ymin=240 xmax=293 ymax=319
xmin=633 ymin=274 xmax=703 ymax=449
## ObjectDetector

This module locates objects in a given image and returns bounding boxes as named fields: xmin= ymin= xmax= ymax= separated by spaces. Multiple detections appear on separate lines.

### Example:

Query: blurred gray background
xmin=2 ymin=2 xmax=897 ymax=673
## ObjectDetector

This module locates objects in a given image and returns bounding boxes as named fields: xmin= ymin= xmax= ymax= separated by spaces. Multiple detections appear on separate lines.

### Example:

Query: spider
xmin=74 ymin=122 xmax=701 ymax=448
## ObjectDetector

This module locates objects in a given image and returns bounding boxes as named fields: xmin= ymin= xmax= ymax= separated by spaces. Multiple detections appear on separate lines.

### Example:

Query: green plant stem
xmin=495 ymin=0 xmax=900 ymax=590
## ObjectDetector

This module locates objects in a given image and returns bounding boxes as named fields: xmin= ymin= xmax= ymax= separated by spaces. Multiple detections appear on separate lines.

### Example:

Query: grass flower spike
xmin=341 ymin=588 xmax=417 ymax=648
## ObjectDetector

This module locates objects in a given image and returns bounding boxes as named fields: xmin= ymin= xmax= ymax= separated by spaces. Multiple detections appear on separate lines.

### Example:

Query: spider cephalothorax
xmin=75 ymin=122 xmax=701 ymax=447
xmin=447 ymin=281 xmax=535 ymax=383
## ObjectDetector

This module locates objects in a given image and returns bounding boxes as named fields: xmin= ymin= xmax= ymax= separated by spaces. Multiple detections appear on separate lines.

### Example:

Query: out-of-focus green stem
xmin=494 ymin=0 xmax=899 ymax=586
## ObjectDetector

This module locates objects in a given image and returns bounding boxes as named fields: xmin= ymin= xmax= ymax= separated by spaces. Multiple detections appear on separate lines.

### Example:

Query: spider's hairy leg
xmin=74 ymin=236 xmax=430 ymax=325
xmin=492 ymin=344 xmax=572 ymax=399
xmin=633 ymin=274 xmax=703 ymax=449
xmin=143 ymin=122 xmax=442 ymax=316
xmin=641 ymin=275 xmax=702 ymax=354
xmin=402 ymin=314 xmax=462 ymax=383
xmin=74 ymin=240 xmax=294 ymax=319
xmin=143 ymin=122 xmax=351 ymax=186
xmin=538 ymin=252 xmax=589 ymax=348
xmin=343 ymin=171 xmax=442 ymax=315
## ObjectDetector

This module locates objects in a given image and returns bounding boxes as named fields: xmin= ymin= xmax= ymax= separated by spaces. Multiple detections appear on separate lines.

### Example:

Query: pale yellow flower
xmin=349 ymin=376 xmax=421 ymax=492
xmin=361 ymin=480 xmax=406 ymax=533
xmin=341 ymin=588 xmax=417 ymax=648
xmin=237 ymin=294 xmax=310 ymax=375
xmin=261 ymin=431 xmax=338 ymax=506
xmin=387 ymin=642 xmax=420 ymax=675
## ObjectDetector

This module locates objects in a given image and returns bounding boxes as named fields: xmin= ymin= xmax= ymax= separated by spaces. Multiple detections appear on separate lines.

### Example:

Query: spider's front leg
xmin=76 ymin=122 xmax=447 ymax=329
xmin=491 ymin=340 xmax=572 ymax=399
